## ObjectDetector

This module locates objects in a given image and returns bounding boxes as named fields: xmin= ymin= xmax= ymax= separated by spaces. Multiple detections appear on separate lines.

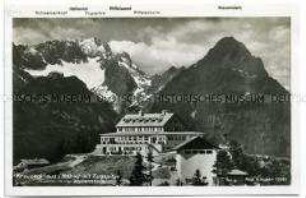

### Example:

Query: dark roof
xmin=116 ymin=111 xmax=174 ymax=128
xmin=173 ymin=136 xmax=219 ymax=151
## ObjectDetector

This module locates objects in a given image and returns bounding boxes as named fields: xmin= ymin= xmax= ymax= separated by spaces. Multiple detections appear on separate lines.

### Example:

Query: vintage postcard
xmin=4 ymin=0 xmax=300 ymax=196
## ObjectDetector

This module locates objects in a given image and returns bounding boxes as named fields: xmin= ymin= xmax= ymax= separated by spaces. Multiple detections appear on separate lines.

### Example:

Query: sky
xmin=13 ymin=18 xmax=291 ymax=90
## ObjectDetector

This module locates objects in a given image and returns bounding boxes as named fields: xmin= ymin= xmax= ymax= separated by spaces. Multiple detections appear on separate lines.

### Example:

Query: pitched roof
xmin=173 ymin=136 xmax=219 ymax=151
xmin=228 ymin=169 xmax=248 ymax=176
xmin=116 ymin=111 xmax=174 ymax=127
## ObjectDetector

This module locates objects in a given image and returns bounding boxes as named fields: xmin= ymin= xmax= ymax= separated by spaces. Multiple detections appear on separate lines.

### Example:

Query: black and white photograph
xmin=11 ymin=17 xmax=291 ymax=188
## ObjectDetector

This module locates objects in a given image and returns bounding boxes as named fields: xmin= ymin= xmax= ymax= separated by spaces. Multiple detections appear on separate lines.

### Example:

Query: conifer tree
xmin=213 ymin=150 xmax=233 ymax=177
xmin=116 ymin=170 xmax=123 ymax=186
xmin=192 ymin=169 xmax=208 ymax=186
xmin=146 ymin=148 xmax=154 ymax=186
xmin=129 ymin=152 xmax=146 ymax=186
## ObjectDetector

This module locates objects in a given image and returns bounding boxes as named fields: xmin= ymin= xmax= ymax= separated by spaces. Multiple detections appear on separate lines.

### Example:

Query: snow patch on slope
xmin=117 ymin=59 xmax=152 ymax=97
xmin=25 ymin=57 xmax=105 ymax=89
xmin=79 ymin=38 xmax=101 ymax=55
xmin=132 ymin=75 xmax=151 ymax=96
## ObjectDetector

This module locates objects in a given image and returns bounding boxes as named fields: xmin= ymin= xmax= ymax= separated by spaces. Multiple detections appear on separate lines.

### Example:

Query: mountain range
xmin=12 ymin=36 xmax=290 ymax=163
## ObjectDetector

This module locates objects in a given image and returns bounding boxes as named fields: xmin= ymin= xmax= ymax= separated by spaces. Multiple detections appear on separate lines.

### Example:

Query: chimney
xmin=139 ymin=110 xmax=144 ymax=116
xmin=161 ymin=109 xmax=168 ymax=115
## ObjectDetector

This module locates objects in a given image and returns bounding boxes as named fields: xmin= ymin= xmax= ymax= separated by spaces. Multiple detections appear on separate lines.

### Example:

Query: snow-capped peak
xmin=17 ymin=38 xmax=155 ymax=112
xmin=26 ymin=47 xmax=38 ymax=55
xmin=79 ymin=37 xmax=112 ymax=58
xmin=74 ymin=38 xmax=152 ymax=100
xmin=25 ymin=57 xmax=105 ymax=89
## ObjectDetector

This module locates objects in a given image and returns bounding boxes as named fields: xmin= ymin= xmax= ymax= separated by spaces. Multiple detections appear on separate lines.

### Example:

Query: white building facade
xmin=94 ymin=110 xmax=204 ymax=156
xmin=174 ymin=137 xmax=219 ymax=186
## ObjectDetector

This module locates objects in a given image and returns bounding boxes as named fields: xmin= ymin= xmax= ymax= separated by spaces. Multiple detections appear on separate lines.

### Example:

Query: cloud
xmin=14 ymin=27 xmax=48 ymax=44
xmin=13 ymin=18 xmax=290 ymax=89
xmin=109 ymin=40 xmax=205 ymax=74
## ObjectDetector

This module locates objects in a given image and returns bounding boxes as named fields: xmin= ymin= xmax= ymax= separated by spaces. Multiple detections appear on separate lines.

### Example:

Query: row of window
xmin=120 ymin=136 xmax=148 ymax=141
xmin=102 ymin=135 xmax=168 ymax=141
xmin=117 ymin=126 xmax=163 ymax=132
xmin=107 ymin=146 xmax=143 ymax=151
xmin=123 ymin=118 xmax=163 ymax=123
xmin=102 ymin=135 xmax=188 ymax=143
xmin=101 ymin=136 xmax=164 ymax=144
xmin=168 ymin=135 xmax=187 ymax=141
xmin=101 ymin=141 xmax=150 ymax=145
xmin=117 ymin=136 xmax=148 ymax=141
xmin=184 ymin=150 xmax=213 ymax=155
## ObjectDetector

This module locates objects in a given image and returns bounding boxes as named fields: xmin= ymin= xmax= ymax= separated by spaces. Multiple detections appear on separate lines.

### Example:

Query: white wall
xmin=93 ymin=143 xmax=162 ymax=156
xmin=176 ymin=150 xmax=217 ymax=186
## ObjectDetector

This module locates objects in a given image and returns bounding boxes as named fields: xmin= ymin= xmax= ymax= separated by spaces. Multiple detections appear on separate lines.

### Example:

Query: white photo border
xmin=4 ymin=0 xmax=300 ymax=196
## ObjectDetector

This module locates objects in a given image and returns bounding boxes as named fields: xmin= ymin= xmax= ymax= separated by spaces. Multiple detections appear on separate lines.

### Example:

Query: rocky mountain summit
xmin=148 ymin=37 xmax=290 ymax=157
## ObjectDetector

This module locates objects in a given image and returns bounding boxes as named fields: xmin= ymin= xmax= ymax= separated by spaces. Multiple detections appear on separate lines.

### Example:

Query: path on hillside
xmin=67 ymin=154 xmax=87 ymax=168
xmin=25 ymin=154 xmax=88 ymax=174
